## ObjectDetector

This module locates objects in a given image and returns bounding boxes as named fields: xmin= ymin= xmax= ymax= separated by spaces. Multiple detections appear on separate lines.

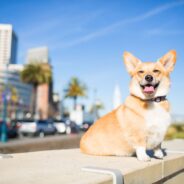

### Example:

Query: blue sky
xmin=1 ymin=0 xmax=184 ymax=115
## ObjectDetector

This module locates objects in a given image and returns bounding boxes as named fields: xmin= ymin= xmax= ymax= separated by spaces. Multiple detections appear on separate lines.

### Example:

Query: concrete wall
xmin=0 ymin=139 xmax=183 ymax=184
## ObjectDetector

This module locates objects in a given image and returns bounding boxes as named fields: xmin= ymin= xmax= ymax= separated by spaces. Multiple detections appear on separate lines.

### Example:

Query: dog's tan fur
xmin=80 ymin=50 xmax=176 ymax=161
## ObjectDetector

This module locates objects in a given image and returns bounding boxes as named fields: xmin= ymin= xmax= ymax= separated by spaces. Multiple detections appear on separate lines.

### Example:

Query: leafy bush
xmin=165 ymin=123 xmax=184 ymax=140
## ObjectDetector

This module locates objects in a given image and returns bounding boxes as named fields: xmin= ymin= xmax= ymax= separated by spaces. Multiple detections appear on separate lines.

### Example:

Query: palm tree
xmin=20 ymin=63 xmax=52 ymax=115
xmin=64 ymin=77 xmax=87 ymax=110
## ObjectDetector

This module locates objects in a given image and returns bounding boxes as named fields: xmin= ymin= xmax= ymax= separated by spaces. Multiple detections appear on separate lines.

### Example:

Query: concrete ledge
xmin=0 ymin=139 xmax=184 ymax=184
xmin=0 ymin=134 xmax=82 ymax=153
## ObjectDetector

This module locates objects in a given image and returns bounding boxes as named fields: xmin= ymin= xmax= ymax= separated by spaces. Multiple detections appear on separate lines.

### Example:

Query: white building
xmin=0 ymin=24 xmax=17 ymax=65
xmin=26 ymin=46 xmax=49 ymax=63
xmin=113 ymin=85 xmax=122 ymax=109
xmin=70 ymin=105 xmax=95 ymax=126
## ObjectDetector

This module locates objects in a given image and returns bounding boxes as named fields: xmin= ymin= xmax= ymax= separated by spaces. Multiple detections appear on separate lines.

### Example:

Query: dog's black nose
xmin=145 ymin=75 xmax=153 ymax=82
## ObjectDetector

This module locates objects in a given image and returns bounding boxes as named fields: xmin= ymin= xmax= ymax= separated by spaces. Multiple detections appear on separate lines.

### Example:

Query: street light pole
xmin=1 ymin=63 xmax=9 ymax=143
xmin=1 ymin=92 xmax=8 ymax=142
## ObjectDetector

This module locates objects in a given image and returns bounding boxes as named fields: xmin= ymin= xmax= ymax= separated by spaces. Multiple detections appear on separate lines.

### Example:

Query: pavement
xmin=0 ymin=139 xmax=183 ymax=184
xmin=0 ymin=133 xmax=82 ymax=153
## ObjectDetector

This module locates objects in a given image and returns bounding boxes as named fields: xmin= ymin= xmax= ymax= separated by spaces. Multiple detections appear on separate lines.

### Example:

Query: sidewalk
xmin=0 ymin=134 xmax=82 ymax=153
xmin=0 ymin=139 xmax=183 ymax=184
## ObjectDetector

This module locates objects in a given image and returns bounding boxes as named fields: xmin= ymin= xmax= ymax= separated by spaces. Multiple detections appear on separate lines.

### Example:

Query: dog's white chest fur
xmin=145 ymin=103 xmax=171 ymax=149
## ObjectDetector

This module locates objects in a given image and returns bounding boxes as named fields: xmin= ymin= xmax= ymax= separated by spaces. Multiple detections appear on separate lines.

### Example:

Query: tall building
xmin=113 ymin=85 xmax=122 ymax=109
xmin=0 ymin=64 xmax=32 ymax=119
xmin=0 ymin=24 xmax=18 ymax=65
xmin=26 ymin=46 xmax=49 ymax=63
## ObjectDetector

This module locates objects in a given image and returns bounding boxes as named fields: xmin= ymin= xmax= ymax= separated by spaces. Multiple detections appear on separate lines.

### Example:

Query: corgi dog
xmin=80 ymin=50 xmax=176 ymax=161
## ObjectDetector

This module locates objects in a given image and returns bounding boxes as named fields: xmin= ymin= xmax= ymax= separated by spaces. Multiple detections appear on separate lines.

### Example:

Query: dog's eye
xmin=138 ymin=70 xmax=144 ymax=74
xmin=153 ymin=69 xmax=160 ymax=73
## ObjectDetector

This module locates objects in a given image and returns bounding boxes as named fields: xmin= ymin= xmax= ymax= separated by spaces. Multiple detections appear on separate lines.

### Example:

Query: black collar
xmin=143 ymin=96 xmax=167 ymax=103
xmin=131 ymin=95 xmax=167 ymax=103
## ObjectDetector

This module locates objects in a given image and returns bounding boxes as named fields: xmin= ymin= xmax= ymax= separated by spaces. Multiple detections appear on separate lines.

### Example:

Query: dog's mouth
xmin=140 ymin=83 xmax=159 ymax=94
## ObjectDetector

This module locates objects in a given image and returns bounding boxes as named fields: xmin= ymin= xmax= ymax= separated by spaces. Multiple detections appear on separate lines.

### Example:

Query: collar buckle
xmin=153 ymin=96 xmax=166 ymax=103
xmin=154 ymin=97 xmax=162 ymax=102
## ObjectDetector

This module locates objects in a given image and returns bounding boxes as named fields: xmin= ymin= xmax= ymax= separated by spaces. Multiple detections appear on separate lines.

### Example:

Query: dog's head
xmin=123 ymin=50 xmax=176 ymax=99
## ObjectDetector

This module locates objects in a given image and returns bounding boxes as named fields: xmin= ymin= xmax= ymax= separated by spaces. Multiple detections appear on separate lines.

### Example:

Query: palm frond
xmin=64 ymin=77 xmax=87 ymax=99
xmin=20 ymin=63 xmax=52 ymax=86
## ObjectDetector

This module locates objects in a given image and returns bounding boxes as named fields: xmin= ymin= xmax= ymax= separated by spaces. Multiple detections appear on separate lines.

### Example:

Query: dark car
xmin=0 ymin=121 xmax=18 ymax=139
xmin=81 ymin=121 xmax=93 ymax=131
xmin=69 ymin=120 xmax=80 ymax=134
xmin=18 ymin=119 xmax=57 ymax=137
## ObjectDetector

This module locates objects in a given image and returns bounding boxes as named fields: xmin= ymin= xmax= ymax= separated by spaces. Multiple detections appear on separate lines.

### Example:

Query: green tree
xmin=20 ymin=63 xmax=52 ymax=115
xmin=64 ymin=77 xmax=87 ymax=110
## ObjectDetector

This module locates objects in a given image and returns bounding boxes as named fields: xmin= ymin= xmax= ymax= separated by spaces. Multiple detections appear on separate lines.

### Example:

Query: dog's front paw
xmin=136 ymin=147 xmax=151 ymax=162
xmin=137 ymin=154 xmax=151 ymax=162
xmin=154 ymin=149 xmax=164 ymax=159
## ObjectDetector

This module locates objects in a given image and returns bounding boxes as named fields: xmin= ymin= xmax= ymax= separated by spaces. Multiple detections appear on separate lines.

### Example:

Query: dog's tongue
xmin=143 ymin=86 xmax=155 ymax=93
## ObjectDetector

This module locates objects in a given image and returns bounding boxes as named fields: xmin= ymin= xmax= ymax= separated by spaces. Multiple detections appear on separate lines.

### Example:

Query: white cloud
xmin=21 ymin=9 xmax=103 ymax=39
xmin=146 ymin=28 xmax=184 ymax=36
xmin=54 ymin=1 xmax=184 ymax=49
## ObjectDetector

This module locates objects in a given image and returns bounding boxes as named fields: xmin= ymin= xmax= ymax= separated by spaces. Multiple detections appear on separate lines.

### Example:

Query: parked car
xmin=18 ymin=119 xmax=57 ymax=137
xmin=0 ymin=120 xmax=19 ymax=138
xmin=67 ymin=120 xmax=80 ymax=134
xmin=54 ymin=119 xmax=69 ymax=134
xmin=81 ymin=121 xmax=93 ymax=131
xmin=54 ymin=119 xmax=80 ymax=134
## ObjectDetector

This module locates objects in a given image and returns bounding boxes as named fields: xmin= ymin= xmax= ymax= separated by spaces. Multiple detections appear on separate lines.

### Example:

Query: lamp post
xmin=1 ymin=64 xmax=9 ymax=143
xmin=1 ymin=91 xmax=8 ymax=142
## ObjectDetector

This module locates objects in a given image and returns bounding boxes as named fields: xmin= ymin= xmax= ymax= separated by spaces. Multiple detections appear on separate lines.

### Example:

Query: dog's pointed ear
xmin=158 ymin=50 xmax=176 ymax=73
xmin=123 ymin=51 xmax=142 ymax=75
